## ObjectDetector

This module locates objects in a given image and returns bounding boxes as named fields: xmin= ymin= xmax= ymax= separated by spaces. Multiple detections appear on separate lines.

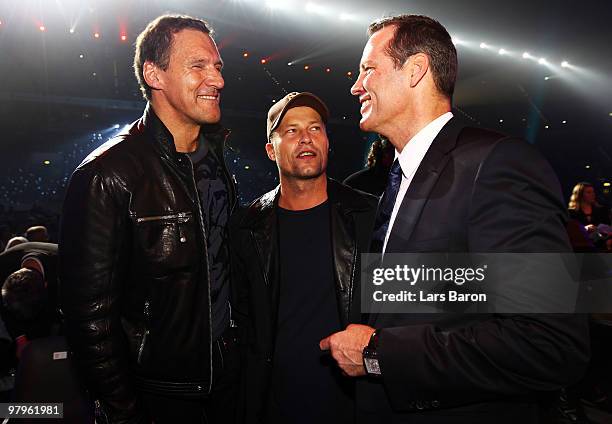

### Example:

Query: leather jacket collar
xmin=239 ymin=178 xmax=371 ymax=327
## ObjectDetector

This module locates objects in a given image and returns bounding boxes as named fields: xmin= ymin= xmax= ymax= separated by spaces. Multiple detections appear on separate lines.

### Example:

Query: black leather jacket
xmin=230 ymin=179 xmax=377 ymax=423
xmin=59 ymin=104 xmax=236 ymax=424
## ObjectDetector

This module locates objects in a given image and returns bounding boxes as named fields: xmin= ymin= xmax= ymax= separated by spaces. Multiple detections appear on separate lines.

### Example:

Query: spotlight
xmin=562 ymin=120 xmax=567 ymax=124
xmin=113 ymin=124 xmax=120 ymax=129
xmin=120 ymin=34 xmax=127 ymax=41
xmin=69 ymin=28 xmax=75 ymax=34
xmin=545 ymin=125 xmax=549 ymax=129
xmin=43 ymin=160 xmax=51 ymax=165
xmin=585 ymin=165 xmax=591 ymax=169
xmin=287 ymin=62 xmax=292 ymax=66
xmin=561 ymin=60 xmax=569 ymax=68
xmin=305 ymin=2 xmax=326 ymax=14
xmin=544 ymin=76 xmax=550 ymax=81
xmin=538 ymin=58 xmax=547 ymax=65
xmin=39 ymin=25 xmax=46 ymax=31
xmin=346 ymin=71 xmax=352 ymax=76
xmin=261 ymin=58 xmax=267 ymax=64
xmin=499 ymin=119 xmax=504 ymax=123
xmin=94 ymin=32 xmax=100 ymax=39
xmin=266 ymin=0 xmax=288 ymax=10
xmin=79 ymin=53 xmax=84 ymax=59
xmin=304 ymin=65 xmax=310 ymax=70
xmin=479 ymin=42 xmax=487 ymax=49
xmin=325 ymin=67 xmax=331 ymax=73
xmin=242 ymin=52 xmax=249 ymax=58
xmin=604 ymin=182 xmax=611 ymax=187
xmin=451 ymin=37 xmax=461 ymax=45
xmin=522 ymin=52 xmax=530 ymax=59
xmin=498 ymin=48 xmax=506 ymax=55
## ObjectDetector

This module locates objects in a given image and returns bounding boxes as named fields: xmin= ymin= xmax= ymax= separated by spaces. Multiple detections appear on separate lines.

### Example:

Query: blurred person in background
xmin=344 ymin=137 xmax=395 ymax=197
xmin=568 ymin=182 xmax=611 ymax=251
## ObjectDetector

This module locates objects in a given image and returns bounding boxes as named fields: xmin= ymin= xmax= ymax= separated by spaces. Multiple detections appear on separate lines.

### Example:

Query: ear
xmin=407 ymin=53 xmax=429 ymax=88
xmin=265 ymin=142 xmax=276 ymax=161
xmin=143 ymin=61 xmax=163 ymax=91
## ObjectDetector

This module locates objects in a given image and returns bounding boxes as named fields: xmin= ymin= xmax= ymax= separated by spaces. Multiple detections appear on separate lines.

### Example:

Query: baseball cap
xmin=266 ymin=91 xmax=330 ymax=141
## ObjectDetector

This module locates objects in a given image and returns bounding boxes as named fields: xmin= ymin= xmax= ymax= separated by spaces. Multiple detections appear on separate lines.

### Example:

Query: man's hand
xmin=319 ymin=324 xmax=375 ymax=377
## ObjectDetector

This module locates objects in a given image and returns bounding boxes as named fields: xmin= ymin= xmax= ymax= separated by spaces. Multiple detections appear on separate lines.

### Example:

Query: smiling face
xmin=150 ymin=29 xmax=224 ymax=126
xmin=266 ymin=106 xmax=329 ymax=182
xmin=350 ymin=25 xmax=412 ymax=136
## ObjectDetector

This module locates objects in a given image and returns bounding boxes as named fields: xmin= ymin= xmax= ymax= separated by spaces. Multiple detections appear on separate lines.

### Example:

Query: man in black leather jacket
xmin=230 ymin=92 xmax=377 ymax=423
xmin=59 ymin=15 xmax=238 ymax=424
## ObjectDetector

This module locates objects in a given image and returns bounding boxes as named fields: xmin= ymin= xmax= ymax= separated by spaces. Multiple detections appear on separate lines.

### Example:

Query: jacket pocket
xmin=132 ymin=212 xmax=196 ymax=276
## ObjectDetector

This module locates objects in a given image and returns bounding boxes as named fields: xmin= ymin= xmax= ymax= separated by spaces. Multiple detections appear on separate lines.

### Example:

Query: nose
xmin=299 ymin=129 xmax=313 ymax=144
xmin=350 ymin=72 xmax=364 ymax=96
xmin=207 ymin=69 xmax=225 ymax=90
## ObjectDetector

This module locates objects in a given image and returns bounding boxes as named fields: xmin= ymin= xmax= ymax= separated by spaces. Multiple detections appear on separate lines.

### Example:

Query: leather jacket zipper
xmin=135 ymin=212 xmax=191 ymax=224
xmin=137 ymin=300 xmax=151 ymax=365
xmin=185 ymin=155 xmax=214 ymax=395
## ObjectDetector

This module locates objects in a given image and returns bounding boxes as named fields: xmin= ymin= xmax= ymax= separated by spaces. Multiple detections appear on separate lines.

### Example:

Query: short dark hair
xmin=368 ymin=14 xmax=457 ymax=99
xmin=134 ymin=15 xmax=213 ymax=101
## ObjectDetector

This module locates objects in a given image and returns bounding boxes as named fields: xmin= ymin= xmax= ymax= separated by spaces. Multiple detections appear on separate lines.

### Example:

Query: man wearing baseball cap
xmin=230 ymin=92 xmax=377 ymax=423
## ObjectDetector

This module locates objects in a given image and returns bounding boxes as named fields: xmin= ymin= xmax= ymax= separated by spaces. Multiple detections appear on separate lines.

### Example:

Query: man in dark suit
xmin=320 ymin=14 xmax=589 ymax=423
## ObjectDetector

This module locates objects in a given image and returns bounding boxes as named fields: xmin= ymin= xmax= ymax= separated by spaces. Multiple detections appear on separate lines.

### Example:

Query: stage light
xmin=94 ymin=32 xmax=100 ymax=39
xmin=499 ymin=119 xmax=504 ymax=123
xmin=305 ymin=2 xmax=326 ymax=14
xmin=346 ymin=71 xmax=352 ymax=77
xmin=242 ymin=52 xmax=249 ymax=58
xmin=585 ymin=165 xmax=591 ymax=169
xmin=244 ymin=165 xmax=250 ymax=170
xmin=39 ymin=25 xmax=46 ymax=32
xmin=0 ymin=20 xmax=3 ymax=26
xmin=304 ymin=65 xmax=310 ymax=70
xmin=545 ymin=125 xmax=549 ymax=129
xmin=43 ymin=160 xmax=50 ymax=165
xmin=451 ymin=37 xmax=461 ymax=46
xmin=260 ymin=58 xmax=267 ymax=64
xmin=538 ymin=58 xmax=547 ymax=65
xmin=562 ymin=120 xmax=567 ymax=124
xmin=544 ymin=76 xmax=550 ymax=81
xmin=266 ymin=0 xmax=289 ymax=10
xmin=325 ymin=67 xmax=331 ymax=73
xmin=604 ymin=182 xmax=611 ymax=187
xmin=522 ymin=52 xmax=531 ymax=59
xmin=79 ymin=53 xmax=84 ymax=59
xmin=479 ymin=42 xmax=487 ymax=49
xmin=120 ymin=34 xmax=127 ymax=41
xmin=113 ymin=124 xmax=120 ymax=129
xmin=561 ymin=60 xmax=569 ymax=68
xmin=609 ymin=112 xmax=612 ymax=117
xmin=287 ymin=62 xmax=292 ymax=66
xmin=69 ymin=28 xmax=75 ymax=34
xmin=498 ymin=48 xmax=506 ymax=55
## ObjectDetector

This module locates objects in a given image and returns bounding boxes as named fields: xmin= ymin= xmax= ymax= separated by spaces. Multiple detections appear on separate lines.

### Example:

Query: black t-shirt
xmin=188 ymin=139 xmax=230 ymax=341
xmin=270 ymin=200 xmax=353 ymax=423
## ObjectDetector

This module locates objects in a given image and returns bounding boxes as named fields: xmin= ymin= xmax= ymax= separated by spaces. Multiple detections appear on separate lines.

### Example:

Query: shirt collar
xmin=395 ymin=111 xmax=454 ymax=178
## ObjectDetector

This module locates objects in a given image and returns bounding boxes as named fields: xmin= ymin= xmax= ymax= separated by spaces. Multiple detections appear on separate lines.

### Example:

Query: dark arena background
xmin=1 ymin=0 xmax=612 ymax=422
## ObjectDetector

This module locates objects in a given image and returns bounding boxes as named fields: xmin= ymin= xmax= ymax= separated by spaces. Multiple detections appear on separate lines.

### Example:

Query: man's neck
xmin=278 ymin=175 xmax=328 ymax=211
xmin=150 ymin=101 xmax=200 ymax=153
xmin=386 ymin=98 xmax=451 ymax=153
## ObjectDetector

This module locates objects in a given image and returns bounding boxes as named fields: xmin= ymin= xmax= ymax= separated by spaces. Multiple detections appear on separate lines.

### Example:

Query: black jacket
xmin=230 ymin=179 xmax=377 ymax=423
xmin=358 ymin=117 xmax=590 ymax=423
xmin=59 ymin=104 xmax=236 ymax=424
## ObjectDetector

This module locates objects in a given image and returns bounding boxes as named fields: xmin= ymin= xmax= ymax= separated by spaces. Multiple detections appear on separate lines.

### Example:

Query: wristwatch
xmin=363 ymin=329 xmax=382 ymax=377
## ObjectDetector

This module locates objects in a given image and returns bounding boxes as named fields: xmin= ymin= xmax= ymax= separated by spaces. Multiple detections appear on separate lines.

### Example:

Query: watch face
xmin=364 ymin=357 xmax=381 ymax=375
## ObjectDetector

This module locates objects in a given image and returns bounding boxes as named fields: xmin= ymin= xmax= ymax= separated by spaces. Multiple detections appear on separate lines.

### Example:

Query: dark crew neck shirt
xmin=269 ymin=200 xmax=353 ymax=424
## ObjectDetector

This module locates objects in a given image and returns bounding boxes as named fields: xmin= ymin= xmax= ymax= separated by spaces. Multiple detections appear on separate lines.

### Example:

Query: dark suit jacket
xmin=230 ymin=179 xmax=377 ymax=423
xmin=356 ymin=117 xmax=590 ymax=424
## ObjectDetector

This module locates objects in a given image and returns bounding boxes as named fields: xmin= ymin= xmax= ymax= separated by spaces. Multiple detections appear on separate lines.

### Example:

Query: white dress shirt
xmin=382 ymin=112 xmax=454 ymax=253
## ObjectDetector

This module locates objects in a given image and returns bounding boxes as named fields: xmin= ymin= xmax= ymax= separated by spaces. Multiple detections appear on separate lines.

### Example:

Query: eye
xmin=192 ymin=65 xmax=203 ymax=70
xmin=310 ymin=125 xmax=321 ymax=131
xmin=286 ymin=128 xmax=296 ymax=134
xmin=215 ymin=65 xmax=223 ymax=72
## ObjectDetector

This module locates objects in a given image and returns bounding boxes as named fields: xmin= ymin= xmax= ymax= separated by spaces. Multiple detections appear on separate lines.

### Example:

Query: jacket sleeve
xmin=377 ymin=138 xmax=590 ymax=409
xmin=59 ymin=164 xmax=148 ymax=424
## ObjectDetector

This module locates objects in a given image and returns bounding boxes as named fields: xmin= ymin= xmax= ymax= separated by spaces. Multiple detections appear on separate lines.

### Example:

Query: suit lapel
xmin=369 ymin=117 xmax=466 ymax=325
xmin=385 ymin=117 xmax=464 ymax=253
